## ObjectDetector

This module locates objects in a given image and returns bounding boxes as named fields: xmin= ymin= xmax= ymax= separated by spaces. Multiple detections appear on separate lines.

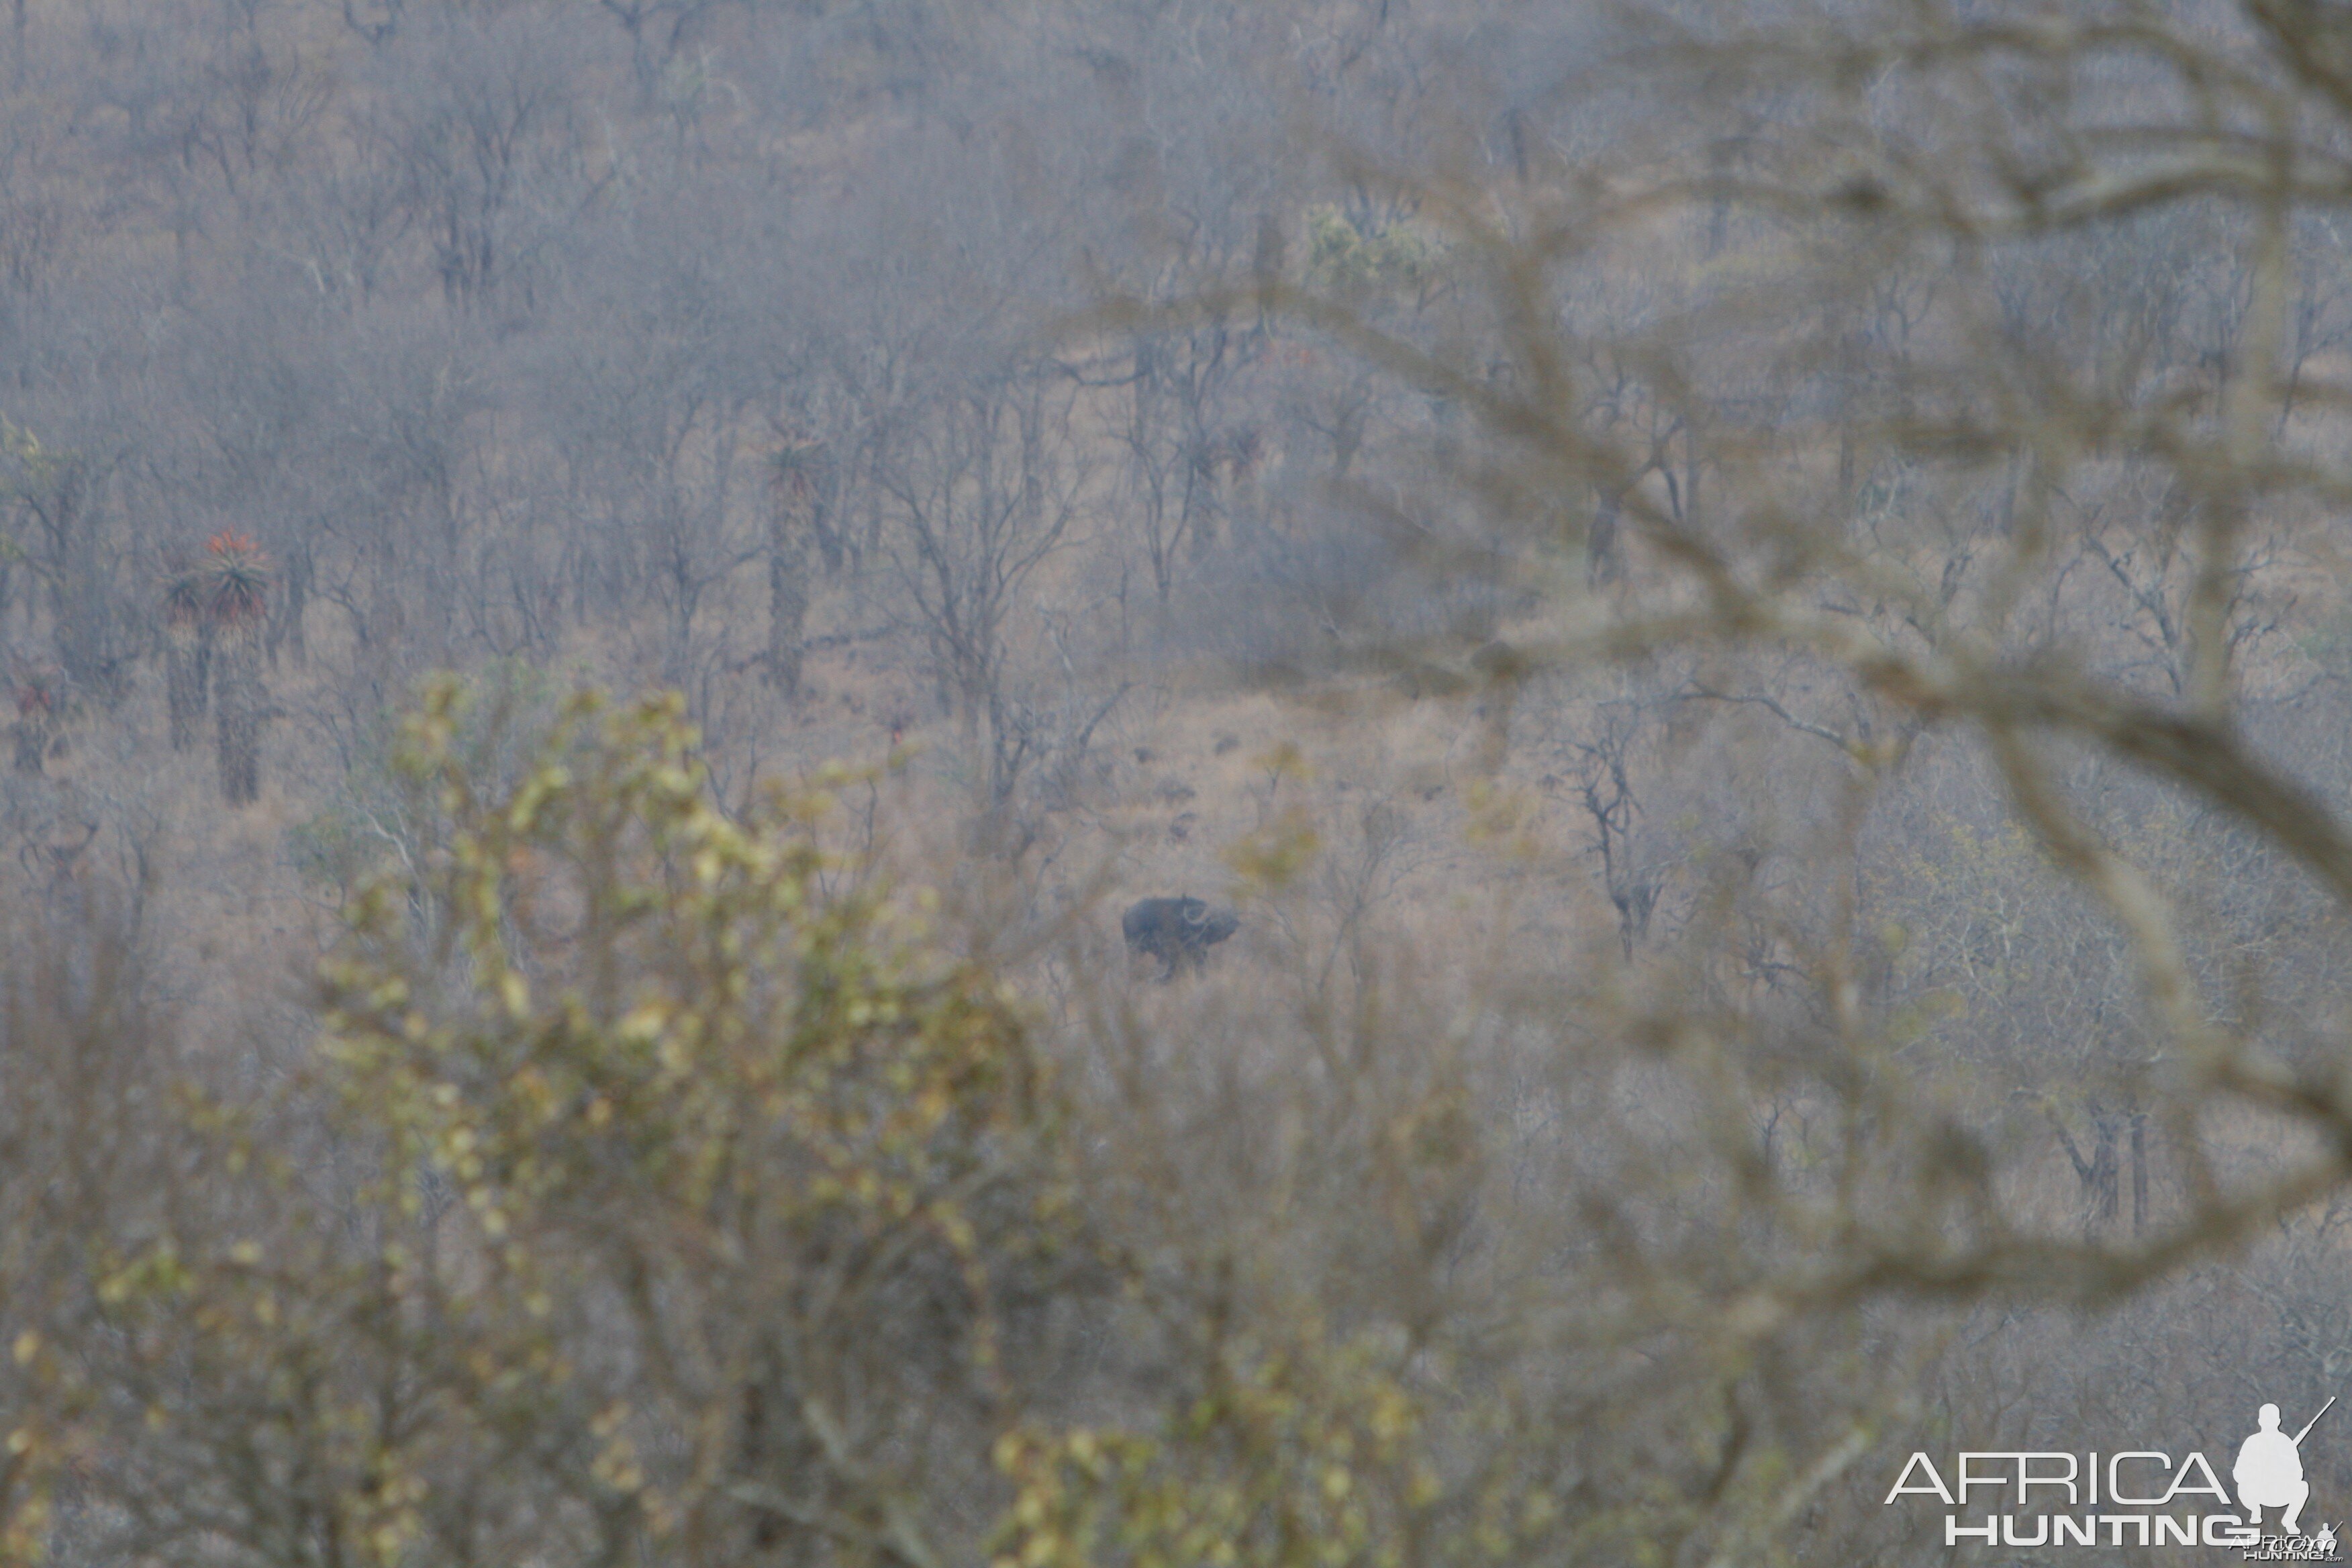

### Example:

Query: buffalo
xmin=1121 ymin=895 xmax=1240 ymax=980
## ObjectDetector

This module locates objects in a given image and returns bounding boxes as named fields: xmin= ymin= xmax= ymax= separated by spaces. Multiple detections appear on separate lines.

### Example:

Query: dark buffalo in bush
xmin=1121 ymin=896 xmax=1240 ymax=979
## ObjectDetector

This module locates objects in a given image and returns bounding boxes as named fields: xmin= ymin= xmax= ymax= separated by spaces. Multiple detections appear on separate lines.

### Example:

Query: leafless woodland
xmin=11 ymin=0 xmax=2352 ymax=1563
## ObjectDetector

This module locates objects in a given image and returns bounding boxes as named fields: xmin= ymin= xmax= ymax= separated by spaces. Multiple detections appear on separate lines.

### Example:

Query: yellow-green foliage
xmin=992 ymin=1326 xmax=1440 ymax=1568
xmin=1304 ymin=207 xmax=1433 ymax=297
xmin=311 ymin=681 xmax=1071 ymax=1538
xmin=1224 ymin=806 xmax=1322 ymax=893
xmin=2 ymin=682 xmax=1568 ymax=1568
xmin=0 ymin=416 xmax=62 ymax=491
xmin=320 ymin=679 xmax=1055 ymax=1262
xmin=37 ymin=681 xmax=1078 ymax=1565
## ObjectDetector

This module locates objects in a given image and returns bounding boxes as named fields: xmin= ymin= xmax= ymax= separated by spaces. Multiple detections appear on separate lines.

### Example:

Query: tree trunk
xmin=165 ymin=621 xmax=208 ymax=751
xmin=2053 ymin=1101 xmax=2122 ymax=1237
xmin=9 ymin=715 xmax=43 ymax=775
xmin=810 ymin=467 xmax=844 ymax=577
xmin=2130 ymin=1110 xmax=2149 ymax=1238
xmin=271 ymin=540 xmax=310 ymax=670
xmin=1587 ymin=489 xmax=1622 ymax=588
xmin=765 ymin=508 xmax=808 ymax=697
xmin=48 ymin=467 xmax=115 ymax=702
xmin=2086 ymin=1114 xmax=2120 ymax=1234
xmin=214 ymin=624 xmax=264 ymax=806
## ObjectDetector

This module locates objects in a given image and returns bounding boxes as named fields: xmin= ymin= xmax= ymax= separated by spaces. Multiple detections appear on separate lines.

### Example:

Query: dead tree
xmin=1571 ymin=707 xmax=1663 ymax=960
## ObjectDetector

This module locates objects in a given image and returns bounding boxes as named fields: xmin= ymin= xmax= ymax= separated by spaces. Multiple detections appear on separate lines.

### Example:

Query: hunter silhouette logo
xmin=2236 ymin=1398 xmax=2331 ymax=1536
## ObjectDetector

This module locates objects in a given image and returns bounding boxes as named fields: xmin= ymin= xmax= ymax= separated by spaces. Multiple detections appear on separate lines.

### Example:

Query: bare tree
xmin=877 ymin=364 xmax=1089 ymax=805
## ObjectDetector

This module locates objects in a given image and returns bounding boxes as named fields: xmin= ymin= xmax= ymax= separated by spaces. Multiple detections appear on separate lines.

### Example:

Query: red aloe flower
xmin=11 ymin=664 xmax=60 ymax=717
